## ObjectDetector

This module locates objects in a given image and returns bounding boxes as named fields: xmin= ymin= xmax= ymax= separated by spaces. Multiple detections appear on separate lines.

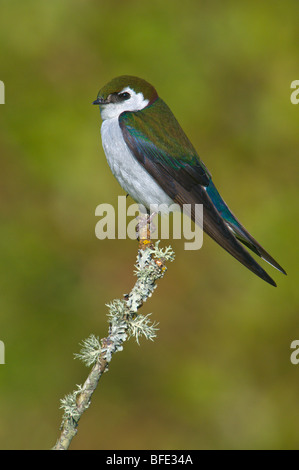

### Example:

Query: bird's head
xmin=93 ymin=75 xmax=158 ymax=120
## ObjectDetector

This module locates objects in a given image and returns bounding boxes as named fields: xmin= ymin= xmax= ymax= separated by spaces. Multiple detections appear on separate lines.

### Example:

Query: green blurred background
xmin=0 ymin=0 xmax=298 ymax=450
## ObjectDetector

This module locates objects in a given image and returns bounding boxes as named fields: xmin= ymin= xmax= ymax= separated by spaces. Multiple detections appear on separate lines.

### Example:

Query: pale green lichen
xmin=74 ymin=335 xmax=102 ymax=367
xmin=149 ymin=241 xmax=176 ymax=262
xmin=60 ymin=385 xmax=83 ymax=423
xmin=128 ymin=313 xmax=159 ymax=345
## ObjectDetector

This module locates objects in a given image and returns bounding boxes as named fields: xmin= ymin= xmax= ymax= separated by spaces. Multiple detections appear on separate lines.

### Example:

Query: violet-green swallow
xmin=93 ymin=75 xmax=286 ymax=286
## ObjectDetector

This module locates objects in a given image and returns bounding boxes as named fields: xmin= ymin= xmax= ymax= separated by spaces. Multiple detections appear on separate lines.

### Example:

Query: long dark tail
xmin=174 ymin=183 xmax=283 ymax=286
xmin=206 ymin=180 xmax=286 ymax=275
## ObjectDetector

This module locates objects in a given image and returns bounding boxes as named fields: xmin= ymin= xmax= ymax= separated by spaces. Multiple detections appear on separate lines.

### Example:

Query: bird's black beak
xmin=92 ymin=97 xmax=108 ymax=105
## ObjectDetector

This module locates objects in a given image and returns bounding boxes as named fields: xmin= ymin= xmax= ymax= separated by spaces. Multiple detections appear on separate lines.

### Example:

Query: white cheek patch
xmin=100 ymin=87 xmax=149 ymax=120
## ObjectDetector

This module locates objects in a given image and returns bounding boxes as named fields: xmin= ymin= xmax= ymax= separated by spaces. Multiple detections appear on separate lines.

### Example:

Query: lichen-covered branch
xmin=52 ymin=239 xmax=175 ymax=450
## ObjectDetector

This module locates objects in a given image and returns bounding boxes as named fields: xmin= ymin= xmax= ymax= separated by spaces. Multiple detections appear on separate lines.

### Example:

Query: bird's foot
xmin=136 ymin=212 xmax=156 ymax=249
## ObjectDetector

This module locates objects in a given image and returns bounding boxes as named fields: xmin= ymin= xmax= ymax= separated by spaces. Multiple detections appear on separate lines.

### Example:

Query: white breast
xmin=101 ymin=117 xmax=174 ymax=212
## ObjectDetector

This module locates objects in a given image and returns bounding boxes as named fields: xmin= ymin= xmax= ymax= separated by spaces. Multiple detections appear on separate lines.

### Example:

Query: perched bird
xmin=93 ymin=75 xmax=286 ymax=286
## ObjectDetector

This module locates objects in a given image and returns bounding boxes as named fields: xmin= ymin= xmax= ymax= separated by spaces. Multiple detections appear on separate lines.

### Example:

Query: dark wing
xmin=119 ymin=99 xmax=277 ymax=286
xmin=119 ymin=98 xmax=211 ymax=193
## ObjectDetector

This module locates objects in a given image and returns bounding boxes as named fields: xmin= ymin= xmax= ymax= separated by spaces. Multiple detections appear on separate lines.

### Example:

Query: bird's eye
xmin=118 ymin=92 xmax=131 ymax=100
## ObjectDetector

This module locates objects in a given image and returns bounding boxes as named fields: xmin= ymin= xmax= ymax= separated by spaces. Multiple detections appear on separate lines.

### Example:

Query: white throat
xmin=100 ymin=87 xmax=149 ymax=121
xmin=100 ymin=116 xmax=174 ymax=211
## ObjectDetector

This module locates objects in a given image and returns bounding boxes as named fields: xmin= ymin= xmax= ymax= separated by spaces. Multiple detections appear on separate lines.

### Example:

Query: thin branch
xmin=52 ymin=238 xmax=175 ymax=450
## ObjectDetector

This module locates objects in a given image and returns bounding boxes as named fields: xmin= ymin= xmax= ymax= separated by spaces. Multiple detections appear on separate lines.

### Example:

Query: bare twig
xmin=52 ymin=238 xmax=175 ymax=450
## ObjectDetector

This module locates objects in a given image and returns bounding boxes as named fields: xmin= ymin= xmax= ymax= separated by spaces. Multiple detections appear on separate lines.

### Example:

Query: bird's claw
xmin=136 ymin=212 xmax=156 ymax=248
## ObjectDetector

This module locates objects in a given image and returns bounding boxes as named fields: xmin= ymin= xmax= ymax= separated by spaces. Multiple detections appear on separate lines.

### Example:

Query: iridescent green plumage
xmin=120 ymin=98 xmax=210 ymax=189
